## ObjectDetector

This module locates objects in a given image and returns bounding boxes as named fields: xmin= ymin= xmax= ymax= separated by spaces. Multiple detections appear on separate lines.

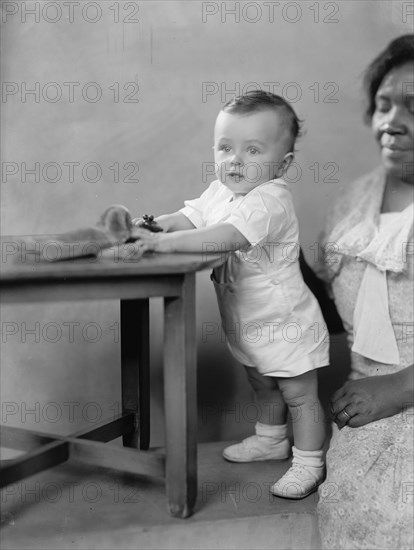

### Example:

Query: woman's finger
xmin=331 ymin=385 xmax=347 ymax=404
xmin=330 ymin=399 xmax=359 ymax=427
xmin=332 ymin=408 xmax=350 ymax=429
xmin=340 ymin=402 xmax=358 ymax=418
xmin=330 ymin=395 xmax=349 ymax=417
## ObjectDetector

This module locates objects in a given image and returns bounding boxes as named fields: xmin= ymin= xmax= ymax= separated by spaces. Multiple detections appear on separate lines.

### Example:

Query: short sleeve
xmin=226 ymin=189 xmax=289 ymax=244
xmin=179 ymin=180 xmax=222 ymax=228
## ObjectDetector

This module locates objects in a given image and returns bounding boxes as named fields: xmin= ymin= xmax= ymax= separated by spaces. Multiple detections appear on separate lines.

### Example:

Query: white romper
xmin=180 ymin=178 xmax=329 ymax=377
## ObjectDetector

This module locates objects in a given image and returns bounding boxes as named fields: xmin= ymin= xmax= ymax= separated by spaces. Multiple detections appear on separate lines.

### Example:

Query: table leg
xmin=163 ymin=273 xmax=197 ymax=518
xmin=120 ymin=299 xmax=150 ymax=450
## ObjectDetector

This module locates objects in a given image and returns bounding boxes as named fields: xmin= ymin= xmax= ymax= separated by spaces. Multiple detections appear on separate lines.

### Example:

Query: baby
xmin=133 ymin=90 xmax=329 ymax=499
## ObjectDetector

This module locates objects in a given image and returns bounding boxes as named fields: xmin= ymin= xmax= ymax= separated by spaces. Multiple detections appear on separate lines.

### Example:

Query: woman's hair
xmin=363 ymin=33 xmax=414 ymax=121
xmin=222 ymin=90 xmax=303 ymax=151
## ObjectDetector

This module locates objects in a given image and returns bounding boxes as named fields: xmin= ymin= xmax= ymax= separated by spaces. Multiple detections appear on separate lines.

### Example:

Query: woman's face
xmin=372 ymin=62 xmax=414 ymax=183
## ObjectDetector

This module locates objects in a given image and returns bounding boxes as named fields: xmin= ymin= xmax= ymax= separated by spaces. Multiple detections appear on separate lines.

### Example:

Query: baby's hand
xmin=131 ymin=227 xmax=162 ymax=253
xmin=132 ymin=215 xmax=164 ymax=233
xmin=132 ymin=228 xmax=176 ymax=254
xmin=131 ymin=217 xmax=144 ymax=227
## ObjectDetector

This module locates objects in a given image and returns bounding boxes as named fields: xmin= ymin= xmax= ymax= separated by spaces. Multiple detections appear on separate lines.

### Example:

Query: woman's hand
xmin=330 ymin=372 xmax=410 ymax=429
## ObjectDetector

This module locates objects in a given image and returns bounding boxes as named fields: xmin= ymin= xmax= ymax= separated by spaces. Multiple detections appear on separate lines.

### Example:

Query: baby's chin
xmin=218 ymin=175 xmax=245 ymax=188
xmin=219 ymin=179 xmax=271 ymax=196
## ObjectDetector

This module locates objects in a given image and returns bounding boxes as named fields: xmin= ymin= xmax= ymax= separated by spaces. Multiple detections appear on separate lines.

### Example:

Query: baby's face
xmin=213 ymin=109 xmax=292 ymax=196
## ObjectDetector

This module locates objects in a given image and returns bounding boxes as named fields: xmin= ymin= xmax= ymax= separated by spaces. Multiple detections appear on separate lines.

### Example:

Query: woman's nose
xmin=381 ymin=106 xmax=406 ymax=135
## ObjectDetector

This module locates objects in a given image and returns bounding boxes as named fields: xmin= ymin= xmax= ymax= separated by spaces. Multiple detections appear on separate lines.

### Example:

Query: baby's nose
xmin=230 ymin=152 xmax=243 ymax=164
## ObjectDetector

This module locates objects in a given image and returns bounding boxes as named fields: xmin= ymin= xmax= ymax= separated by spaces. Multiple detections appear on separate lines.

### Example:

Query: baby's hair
xmin=222 ymin=89 xmax=303 ymax=152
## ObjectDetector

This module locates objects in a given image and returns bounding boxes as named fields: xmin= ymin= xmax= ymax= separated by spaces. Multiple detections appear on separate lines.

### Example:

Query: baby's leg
xmin=244 ymin=365 xmax=287 ymax=425
xmin=277 ymin=370 xmax=325 ymax=450
xmin=222 ymin=367 xmax=290 ymax=463
xmin=270 ymin=370 xmax=326 ymax=499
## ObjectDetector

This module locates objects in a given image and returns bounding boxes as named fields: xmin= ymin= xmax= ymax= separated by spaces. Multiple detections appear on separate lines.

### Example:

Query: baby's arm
xmin=154 ymin=212 xmax=196 ymax=232
xmin=134 ymin=223 xmax=249 ymax=254
xmin=132 ymin=211 xmax=195 ymax=232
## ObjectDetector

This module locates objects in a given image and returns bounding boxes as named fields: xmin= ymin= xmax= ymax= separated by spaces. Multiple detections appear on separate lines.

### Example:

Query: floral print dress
xmin=317 ymin=167 xmax=414 ymax=550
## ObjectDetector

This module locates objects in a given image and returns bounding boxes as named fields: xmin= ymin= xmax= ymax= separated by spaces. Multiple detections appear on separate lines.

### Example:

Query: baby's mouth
xmin=226 ymin=171 xmax=244 ymax=180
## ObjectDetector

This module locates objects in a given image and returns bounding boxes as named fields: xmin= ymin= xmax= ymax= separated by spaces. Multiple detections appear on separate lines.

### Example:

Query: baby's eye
xmin=248 ymin=147 xmax=259 ymax=155
xmin=219 ymin=145 xmax=231 ymax=153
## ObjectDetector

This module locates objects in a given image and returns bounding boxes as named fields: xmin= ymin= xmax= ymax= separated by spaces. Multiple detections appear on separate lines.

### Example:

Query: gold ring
xmin=341 ymin=408 xmax=351 ymax=420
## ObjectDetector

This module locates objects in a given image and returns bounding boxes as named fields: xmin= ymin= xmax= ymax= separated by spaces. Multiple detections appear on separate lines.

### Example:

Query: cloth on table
xmin=14 ymin=205 xmax=145 ymax=262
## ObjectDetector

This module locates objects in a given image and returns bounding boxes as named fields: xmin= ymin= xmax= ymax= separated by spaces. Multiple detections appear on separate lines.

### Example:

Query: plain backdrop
xmin=1 ymin=0 xmax=411 ymax=446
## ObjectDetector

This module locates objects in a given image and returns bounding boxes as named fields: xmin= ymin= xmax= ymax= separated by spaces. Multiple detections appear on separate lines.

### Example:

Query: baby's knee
xmin=278 ymin=371 xmax=318 ymax=405
xmin=244 ymin=366 xmax=277 ymax=392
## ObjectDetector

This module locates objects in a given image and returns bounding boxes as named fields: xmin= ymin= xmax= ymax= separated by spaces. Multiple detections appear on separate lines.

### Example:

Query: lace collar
xmin=325 ymin=167 xmax=413 ymax=278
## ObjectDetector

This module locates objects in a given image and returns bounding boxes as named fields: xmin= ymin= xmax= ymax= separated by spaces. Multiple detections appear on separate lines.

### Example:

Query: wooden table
xmin=0 ymin=236 xmax=224 ymax=518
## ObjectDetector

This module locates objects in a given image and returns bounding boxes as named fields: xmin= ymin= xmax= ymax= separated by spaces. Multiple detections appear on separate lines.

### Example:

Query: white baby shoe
xmin=222 ymin=434 xmax=290 ymax=462
xmin=270 ymin=446 xmax=325 ymax=499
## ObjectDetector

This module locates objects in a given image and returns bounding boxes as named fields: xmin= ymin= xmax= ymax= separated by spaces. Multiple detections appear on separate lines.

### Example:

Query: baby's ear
xmin=285 ymin=152 xmax=294 ymax=164
xmin=282 ymin=152 xmax=294 ymax=173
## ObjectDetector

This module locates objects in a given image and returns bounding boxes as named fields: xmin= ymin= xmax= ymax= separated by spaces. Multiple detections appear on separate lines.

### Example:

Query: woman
xmin=317 ymin=34 xmax=414 ymax=549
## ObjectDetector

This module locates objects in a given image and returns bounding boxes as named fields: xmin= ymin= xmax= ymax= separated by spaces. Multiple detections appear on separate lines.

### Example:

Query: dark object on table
xmin=140 ymin=215 xmax=164 ymax=233
xmin=299 ymin=248 xmax=345 ymax=335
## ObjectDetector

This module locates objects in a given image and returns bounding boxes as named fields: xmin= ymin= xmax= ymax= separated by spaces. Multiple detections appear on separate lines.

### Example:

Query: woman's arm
xmin=331 ymin=364 xmax=414 ymax=428
xmin=133 ymin=222 xmax=250 ymax=253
